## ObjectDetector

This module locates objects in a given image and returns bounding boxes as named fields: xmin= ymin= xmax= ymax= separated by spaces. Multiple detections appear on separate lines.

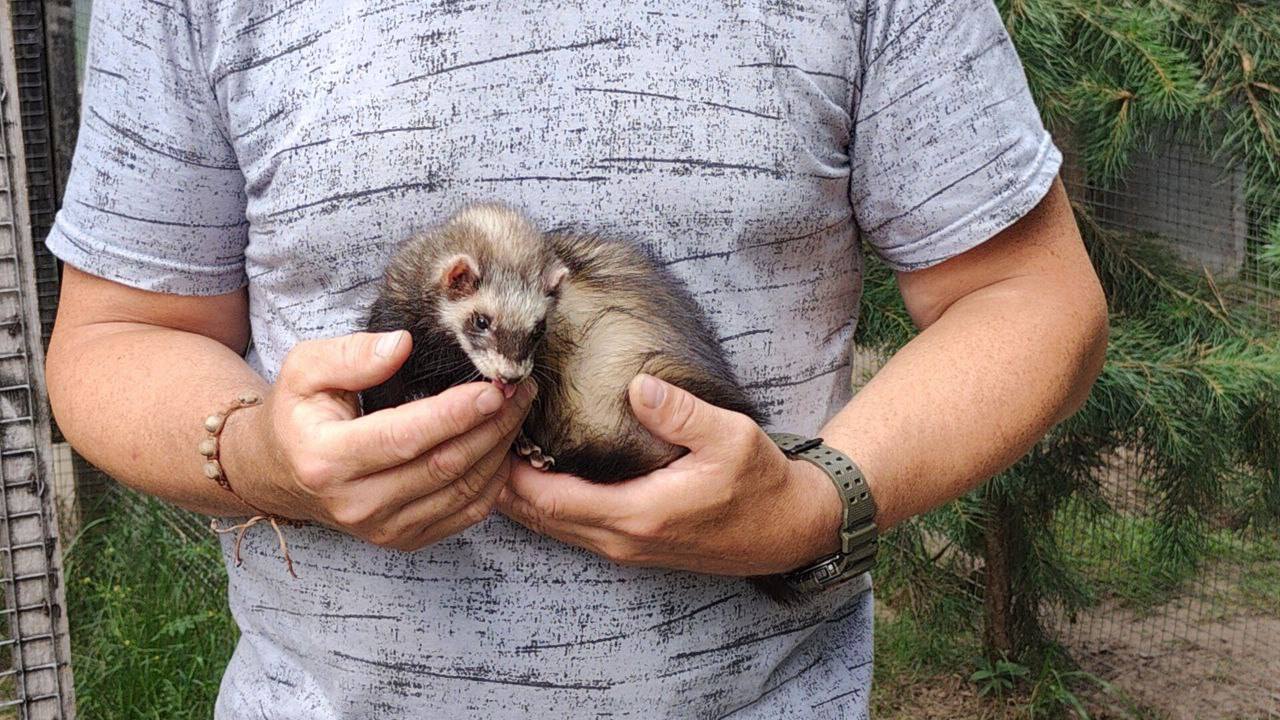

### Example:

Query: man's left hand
xmin=497 ymin=374 xmax=843 ymax=576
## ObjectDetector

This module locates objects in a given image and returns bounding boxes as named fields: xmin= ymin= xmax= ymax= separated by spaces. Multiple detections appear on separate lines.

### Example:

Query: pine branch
xmin=874 ymin=0 xmax=1280 ymax=662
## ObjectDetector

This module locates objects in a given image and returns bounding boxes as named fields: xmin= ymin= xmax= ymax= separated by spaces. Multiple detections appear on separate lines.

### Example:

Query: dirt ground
xmin=874 ymin=554 xmax=1280 ymax=720
xmin=1064 ymin=607 xmax=1280 ymax=719
xmin=875 ymin=609 xmax=1279 ymax=720
xmin=874 ymin=672 xmax=1023 ymax=720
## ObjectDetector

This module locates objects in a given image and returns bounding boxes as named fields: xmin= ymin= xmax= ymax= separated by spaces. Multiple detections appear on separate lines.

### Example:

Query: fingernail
xmin=374 ymin=331 xmax=404 ymax=358
xmin=475 ymin=385 xmax=504 ymax=415
xmin=638 ymin=374 xmax=666 ymax=409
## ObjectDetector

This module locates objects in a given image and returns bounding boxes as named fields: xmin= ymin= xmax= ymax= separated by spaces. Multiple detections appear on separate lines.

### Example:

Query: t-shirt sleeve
xmin=46 ymin=3 xmax=248 ymax=296
xmin=850 ymin=0 xmax=1062 ymax=272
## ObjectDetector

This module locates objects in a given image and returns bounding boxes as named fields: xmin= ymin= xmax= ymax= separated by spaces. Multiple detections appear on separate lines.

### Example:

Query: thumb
xmin=627 ymin=373 xmax=724 ymax=452
xmin=281 ymin=330 xmax=412 ymax=396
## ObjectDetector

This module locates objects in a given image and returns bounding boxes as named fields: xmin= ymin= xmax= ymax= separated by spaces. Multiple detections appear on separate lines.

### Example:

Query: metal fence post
xmin=0 ymin=5 xmax=75 ymax=716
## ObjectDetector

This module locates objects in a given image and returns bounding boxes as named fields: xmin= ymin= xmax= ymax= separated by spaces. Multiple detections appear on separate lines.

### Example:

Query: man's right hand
xmin=223 ymin=330 xmax=533 ymax=551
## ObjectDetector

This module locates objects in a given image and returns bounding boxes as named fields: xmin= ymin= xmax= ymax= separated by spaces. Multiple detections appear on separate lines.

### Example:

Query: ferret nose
xmin=499 ymin=374 xmax=523 ymax=385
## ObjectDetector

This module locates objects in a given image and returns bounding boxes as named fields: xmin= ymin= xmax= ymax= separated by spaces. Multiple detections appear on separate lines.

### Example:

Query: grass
xmin=867 ymin=504 xmax=1279 ymax=720
xmin=1055 ymin=498 xmax=1280 ymax=614
xmin=869 ymin=600 xmax=1161 ymax=720
xmin=871 ymin=605 xmax=1010 ymax=719
xmin=1224 ymin=536 xmax=1280 ymax=615
xmin=64 ymin=493 xmax=236 ymax=719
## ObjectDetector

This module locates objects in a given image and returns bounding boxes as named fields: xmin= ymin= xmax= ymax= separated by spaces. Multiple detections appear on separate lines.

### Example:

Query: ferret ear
xmin=439 ymin=254 xmax=481 ymax=300
xmin=543 ymin=261 xmax=569 ymax=297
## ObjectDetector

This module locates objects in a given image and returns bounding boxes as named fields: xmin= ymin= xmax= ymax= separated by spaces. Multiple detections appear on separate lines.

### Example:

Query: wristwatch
xmin=769 ymin=433 xmax=878 ymax=595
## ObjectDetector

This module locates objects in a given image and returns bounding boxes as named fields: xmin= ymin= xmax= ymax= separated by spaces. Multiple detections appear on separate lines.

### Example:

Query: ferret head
xmin=427 ymin=205 xmax=568 ymax=396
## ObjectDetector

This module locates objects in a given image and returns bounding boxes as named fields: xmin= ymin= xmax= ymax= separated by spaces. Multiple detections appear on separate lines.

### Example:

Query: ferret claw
xmin=515 ymin=435 xmax=555 ymax=471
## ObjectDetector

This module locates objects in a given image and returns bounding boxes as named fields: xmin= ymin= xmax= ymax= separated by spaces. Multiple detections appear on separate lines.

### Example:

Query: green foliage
xmin=1000 ymin=0 xmax=1204 ymax=181
xmin=998 ymin=0 xmax=1280 ymax=211
xmin=1026 ymin=664 xmax=1106 ymax=720
xmin=65 ymin=494 xmax=236 ymax=720
xmin=867 ymin=3 xmax=1280 ymax=673
xmin=864 ymin=212 xmax=1280 ymax=657
xmin=1055 ymin=496 xmax=1280 ymax=614
xmin=874 ymin=608 xmax=978 ymax=690
xmin=1210 ymin=533 xmax=1280 ymax=615
xmin=873 ymin=505 xmax=986 ymax=623
xmin=1260 ymin=218 xmax=1280 ymax=286
xmin=972 ymin=657 xmax=1032 ymax=697
xmin=1167 ymin=0 xmax=1280 ymax=212
xmin=870 ymin=604 xmax=1006 ymax=720
xmin=877 ymin=613 xmax=1112 ymax=719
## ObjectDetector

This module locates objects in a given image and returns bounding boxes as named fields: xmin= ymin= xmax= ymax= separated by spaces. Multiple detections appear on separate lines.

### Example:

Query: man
xmin=45 ymin=0 xmax=1107 ymax=717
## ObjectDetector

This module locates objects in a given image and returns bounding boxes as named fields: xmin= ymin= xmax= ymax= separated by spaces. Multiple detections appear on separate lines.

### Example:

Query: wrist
xmin=819 ymin=431 xmax=898 ymax=530
xmin=784 ymin=458 xmax=844 ymax=569
xmin=770 ymin=432 xmax=881 ymax=594
xmin=217 ymin=394 xmax=278 ymax=516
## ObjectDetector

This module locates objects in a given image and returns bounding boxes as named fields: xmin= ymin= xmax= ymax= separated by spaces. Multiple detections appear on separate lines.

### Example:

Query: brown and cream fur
xmin=362 ymin=203 xmax=764 ymax=483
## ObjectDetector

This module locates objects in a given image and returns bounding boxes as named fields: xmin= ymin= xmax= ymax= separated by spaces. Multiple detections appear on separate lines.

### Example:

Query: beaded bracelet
xmin=203 ymin=390 xmax=301 ymax=578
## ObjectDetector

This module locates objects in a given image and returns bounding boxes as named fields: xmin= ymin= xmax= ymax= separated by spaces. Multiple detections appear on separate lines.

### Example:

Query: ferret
xmin=362 ymin=205 xmax=798 ymax=602
xmin=361 ymin=203 xmax=765 ymax=483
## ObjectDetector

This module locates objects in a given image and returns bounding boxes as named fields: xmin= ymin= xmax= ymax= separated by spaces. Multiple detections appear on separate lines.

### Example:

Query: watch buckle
xmin=840 ymin=523 xmax=877 ymax=555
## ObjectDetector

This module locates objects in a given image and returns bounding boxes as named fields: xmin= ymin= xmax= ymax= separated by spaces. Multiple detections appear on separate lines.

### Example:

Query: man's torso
xmin=152 ymin=1 xmax=873 ymax=716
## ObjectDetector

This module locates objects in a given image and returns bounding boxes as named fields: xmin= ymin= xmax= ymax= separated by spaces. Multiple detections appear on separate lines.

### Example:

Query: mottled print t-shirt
xmin=50 ymin=1 xmax=1061 ymax=717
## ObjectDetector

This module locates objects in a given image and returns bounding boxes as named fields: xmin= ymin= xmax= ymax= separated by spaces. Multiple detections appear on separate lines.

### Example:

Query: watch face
xmin=814 ymin=559 xmax=843 ymax=584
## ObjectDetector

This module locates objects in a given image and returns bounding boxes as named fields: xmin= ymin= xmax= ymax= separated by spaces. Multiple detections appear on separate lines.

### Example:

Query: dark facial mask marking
xmin=493 ymin=327 xmax=533 ymax=361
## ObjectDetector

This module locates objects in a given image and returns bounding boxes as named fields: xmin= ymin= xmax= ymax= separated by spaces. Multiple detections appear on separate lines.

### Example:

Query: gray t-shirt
xmin=50 ymin=1 xmax=1060 ymax=717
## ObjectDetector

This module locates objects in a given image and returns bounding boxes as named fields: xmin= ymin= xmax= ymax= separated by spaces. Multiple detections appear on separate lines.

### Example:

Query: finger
xmin=402 ymin=449 xmax=513 ymax=549
xmin=371 ymin=413 xmax=524 ymax=531
xmin=498 ymin=461 xmax=628 ymax=529
xmin=324 ymin=381 xmax=531 ymax=477
xmin=280 ymin=331 xmax=412 ymax=396
xmin=627 ymin=373 xmax=745 ymax=453
xmin=496 ymin=481 xmax=613 ymax=551
xmin=331 ymin=418 xmax=521 ymax=548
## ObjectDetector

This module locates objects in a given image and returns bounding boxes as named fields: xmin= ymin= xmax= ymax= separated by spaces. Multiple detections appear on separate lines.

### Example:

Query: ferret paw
xmin=515 ymin=436 xmax=556 ymax=471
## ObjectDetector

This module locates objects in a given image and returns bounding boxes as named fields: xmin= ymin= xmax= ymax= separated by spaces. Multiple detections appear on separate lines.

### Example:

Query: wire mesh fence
xmin=9 ymin=0 xmax=63 ymax=352
xmin=851 ymin=130 xmax=1279 ymax=718
xmin=1053 ymin=135 xmax=1279 ymax=719
xmin=1052 ymin=462 xmax=1279 ymax=719
xmin=0 ymin=6 xmax=75 ymax=714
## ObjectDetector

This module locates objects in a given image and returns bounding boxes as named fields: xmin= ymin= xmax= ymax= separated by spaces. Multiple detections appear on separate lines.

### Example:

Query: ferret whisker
xmin=409 ymin=363 xmax=474 ymax=381
xmin=406 ymin=357 xmax=479 ymax=379
xmin=531 ymin=361 xmax=563 ymax=380
xmin=530 ymin=367 xmax=562 ymax=389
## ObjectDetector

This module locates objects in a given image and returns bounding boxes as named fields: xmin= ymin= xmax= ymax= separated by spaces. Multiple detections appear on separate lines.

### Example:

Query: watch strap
xmin=769 ymin=432 xmax=878 ymax=594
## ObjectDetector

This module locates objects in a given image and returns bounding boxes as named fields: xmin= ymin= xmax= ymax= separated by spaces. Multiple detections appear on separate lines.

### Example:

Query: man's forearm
xmin=48 ymin=321 xmax=266 ymax=517
xmin=49 ymin=266 xmax=539 ymax=550
xmin=821 ymin=270 xmax=1108 ymax=529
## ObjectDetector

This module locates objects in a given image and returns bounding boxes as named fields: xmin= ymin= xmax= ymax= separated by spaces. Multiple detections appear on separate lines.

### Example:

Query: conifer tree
xmin=863 ymin=0 xmax=1280 ymax=661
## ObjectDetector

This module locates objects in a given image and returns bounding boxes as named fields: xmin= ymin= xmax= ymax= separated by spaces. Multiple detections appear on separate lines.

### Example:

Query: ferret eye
xmin=473 ymin=314 xmax=491 ymax=332
xmin=532 ymin=320 xmax=546 ymax=341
